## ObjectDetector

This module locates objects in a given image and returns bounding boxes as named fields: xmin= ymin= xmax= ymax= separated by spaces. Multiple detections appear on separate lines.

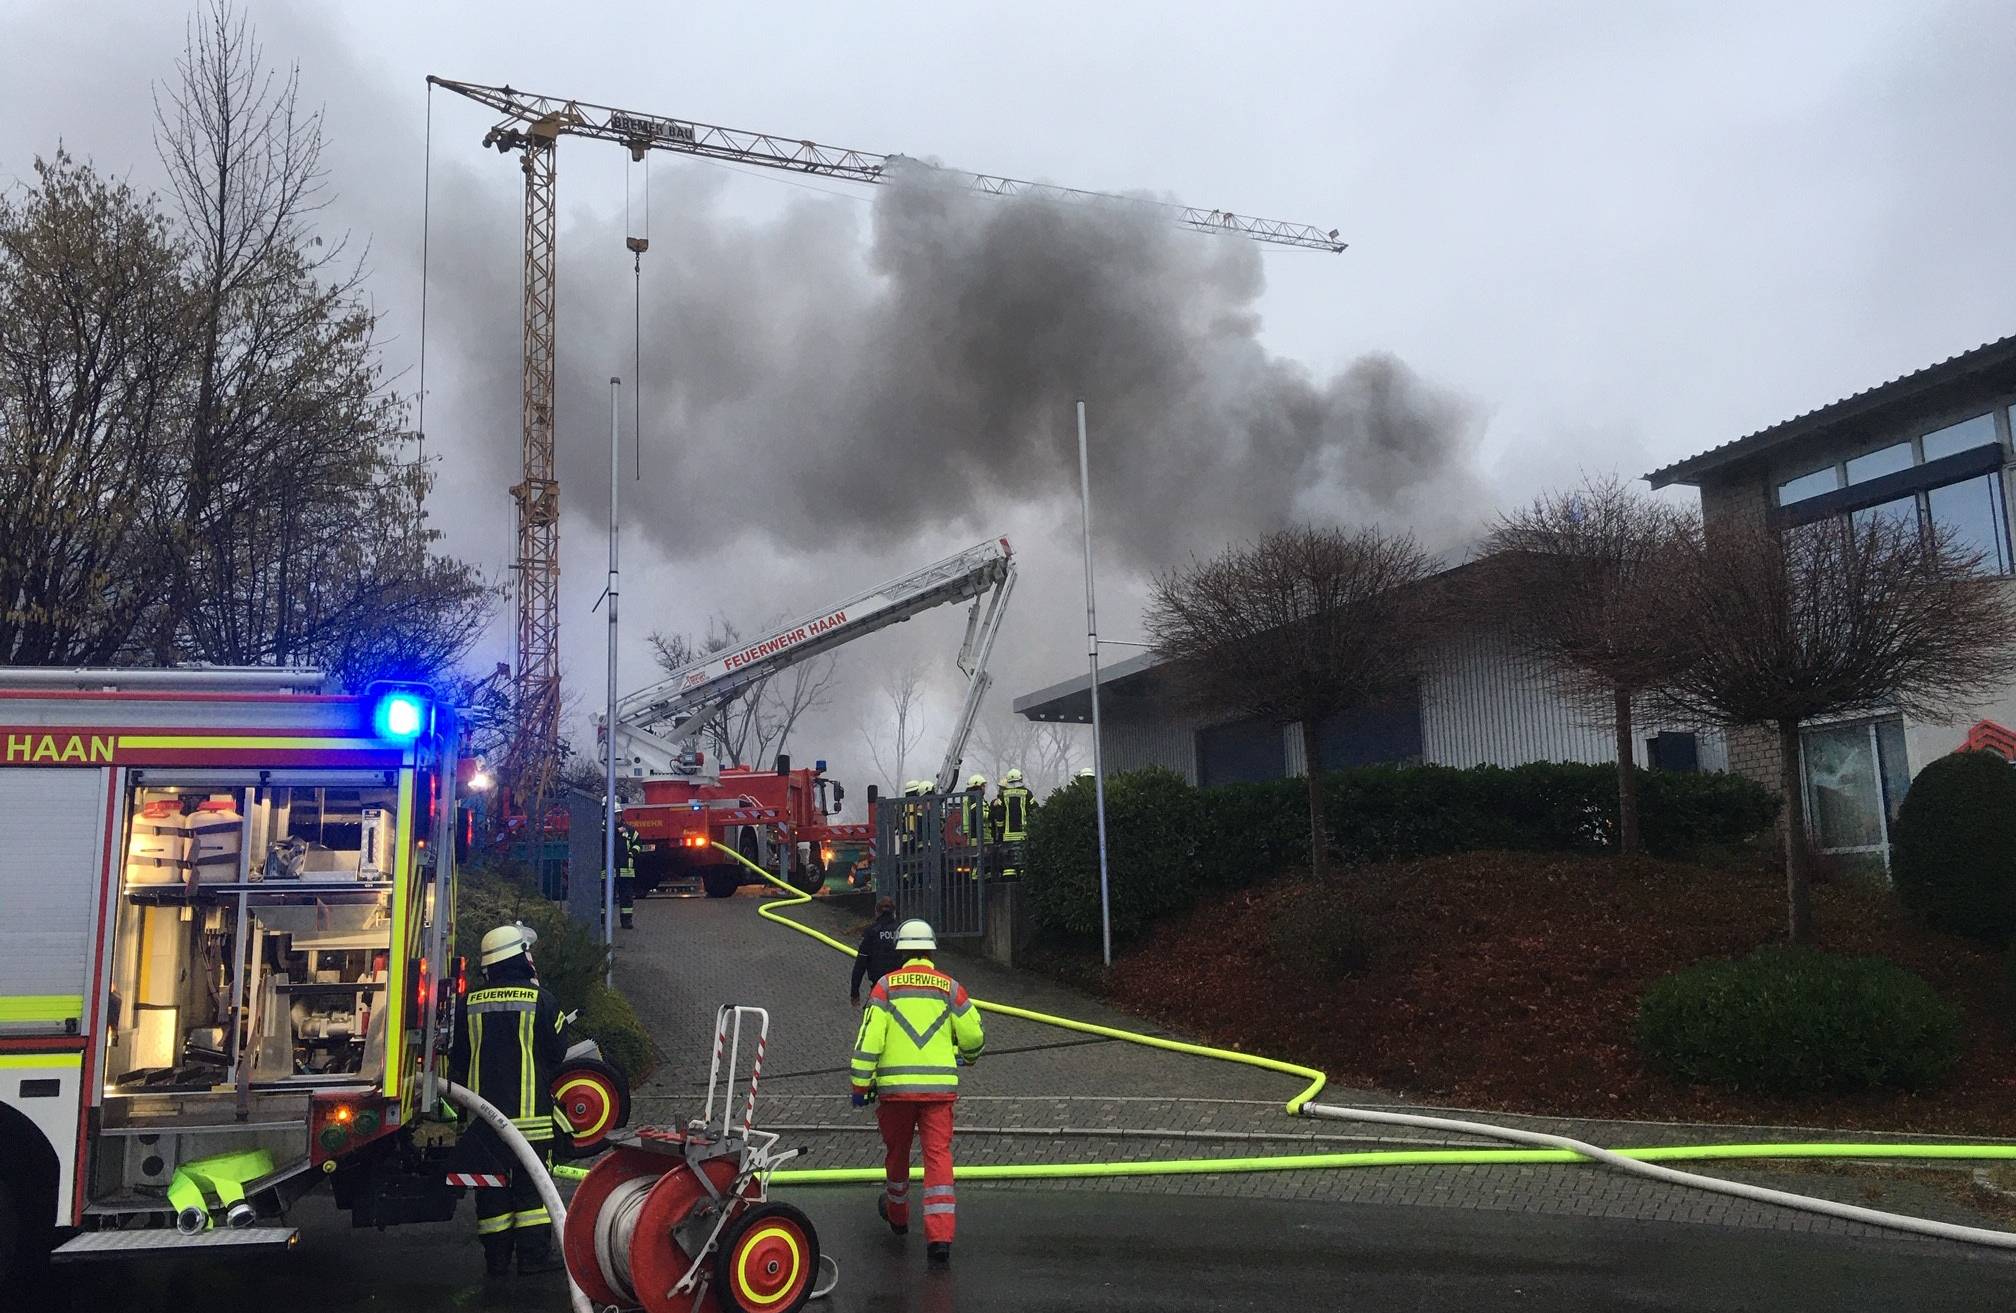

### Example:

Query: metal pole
xmin=604 ymin=377 xmax=622 ymax=987
xmin=1076 ymin=400 xmax=1114 ymax=967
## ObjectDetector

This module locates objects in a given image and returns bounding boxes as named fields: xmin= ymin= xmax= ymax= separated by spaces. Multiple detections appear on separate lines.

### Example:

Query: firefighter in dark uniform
xmin=616 ymin=820 xmax=640 ymax=930
xmin=993 ymin=769 xmax=1035 ymax=878
xmin=450 ymin=922 xmax=568 ymax=1276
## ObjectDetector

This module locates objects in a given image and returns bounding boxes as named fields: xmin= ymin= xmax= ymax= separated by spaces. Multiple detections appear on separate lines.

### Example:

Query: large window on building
xmin=1801 ymin=718 xmax=1910 ymax=868
xmin=1196 ymin=719 xmax=1285 ymax=787
xmin=1775 ymin=406 xmax=2014 ymax=575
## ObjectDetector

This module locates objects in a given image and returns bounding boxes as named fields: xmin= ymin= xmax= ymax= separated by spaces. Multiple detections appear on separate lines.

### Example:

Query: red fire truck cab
xmin=622 ymin=758 xmax=872 ymax=899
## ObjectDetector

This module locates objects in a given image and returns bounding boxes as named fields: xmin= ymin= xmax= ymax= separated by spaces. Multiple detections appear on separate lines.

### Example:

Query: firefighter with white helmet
xmin=960 ymin=773 xmax=989 ymax=847
xmin=450 ymin=923 xmax=568 ymax=1276
xmin=991 ymin=768 xmax=1035 ymax=877
xmin=850 ymin=918 xmax=984 ymax=1267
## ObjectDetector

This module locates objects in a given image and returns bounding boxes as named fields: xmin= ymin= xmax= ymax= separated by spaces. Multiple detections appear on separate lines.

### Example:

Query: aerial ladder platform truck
xmin=609 ymin=539 xmax=1015 ymax=898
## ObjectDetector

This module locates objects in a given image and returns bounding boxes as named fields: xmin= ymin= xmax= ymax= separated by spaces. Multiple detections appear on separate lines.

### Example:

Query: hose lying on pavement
xmin=441 ymin=1081 xmax=594 ymax=1313
xmin=702 ymin=843 xmax=2016 ymax=1248
xmin=1300 ymin=1104 xmax=2016 ymax=1251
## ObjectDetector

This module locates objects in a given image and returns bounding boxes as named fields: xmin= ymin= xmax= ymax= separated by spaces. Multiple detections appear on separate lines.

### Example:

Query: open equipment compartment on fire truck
xmin=0 ymin=667 xmax=466 ymax=1278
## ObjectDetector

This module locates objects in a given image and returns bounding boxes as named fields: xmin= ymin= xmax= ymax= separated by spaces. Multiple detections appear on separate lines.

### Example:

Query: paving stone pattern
xmin=611 ymin=889 xmax=2011 ymax=1241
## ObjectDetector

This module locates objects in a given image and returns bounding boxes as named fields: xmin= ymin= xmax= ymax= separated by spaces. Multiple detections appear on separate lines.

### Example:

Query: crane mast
xmin=426 ymin=74 xmax=1347 ymax=813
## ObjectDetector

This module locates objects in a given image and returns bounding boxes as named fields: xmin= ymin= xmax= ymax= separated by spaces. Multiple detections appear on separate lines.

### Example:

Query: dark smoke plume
xmin=541 ymin=166 xmax=1483 ymax=570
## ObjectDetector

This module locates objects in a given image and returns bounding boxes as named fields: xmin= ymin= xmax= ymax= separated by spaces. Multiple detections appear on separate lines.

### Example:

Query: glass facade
xmin=1776 ymin=404 xmax=2013 ymax=576
xmin=1927 ymin=473 xmax=2013 ymax=573
xmin=1802 ymin=718 xmax=1909 ymax=860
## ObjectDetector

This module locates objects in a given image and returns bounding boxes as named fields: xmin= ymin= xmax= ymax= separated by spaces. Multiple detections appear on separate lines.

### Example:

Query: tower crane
xmin=425 ymin=74 xmax=1347 ymax=819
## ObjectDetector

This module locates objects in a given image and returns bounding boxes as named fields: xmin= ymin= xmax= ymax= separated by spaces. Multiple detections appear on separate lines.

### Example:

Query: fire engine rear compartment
xmin=105 ymin=770 xmax=403 ymax=1099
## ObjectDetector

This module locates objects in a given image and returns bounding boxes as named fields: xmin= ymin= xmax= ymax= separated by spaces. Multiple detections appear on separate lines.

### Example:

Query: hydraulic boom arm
xmin=610 ymin=539 xmax=1016 ymax=781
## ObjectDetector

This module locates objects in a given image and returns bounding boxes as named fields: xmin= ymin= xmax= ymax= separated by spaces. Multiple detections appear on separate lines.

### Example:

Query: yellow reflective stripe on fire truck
xmin=0 ymin=1052 xmax=83 ymax=1070
xmin=114 ymin=736 xmax=373 ymax=750
xmin=0 ymin=995 xmax=83 ymax=1024
xmin=386 ymin=769 xmax=416 ymax=1102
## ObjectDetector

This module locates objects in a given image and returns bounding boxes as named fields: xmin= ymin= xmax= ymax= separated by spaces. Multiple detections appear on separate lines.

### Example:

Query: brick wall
xmin=1698 ymin=470 xmax=1782 ymax=800
xmin=1700 ymin=469 xmax=1770 ymax=537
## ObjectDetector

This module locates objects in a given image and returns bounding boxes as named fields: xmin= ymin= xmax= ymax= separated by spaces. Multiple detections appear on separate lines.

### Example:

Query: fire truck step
xmin=53 ymin=1226 xmax=300 ymax=1259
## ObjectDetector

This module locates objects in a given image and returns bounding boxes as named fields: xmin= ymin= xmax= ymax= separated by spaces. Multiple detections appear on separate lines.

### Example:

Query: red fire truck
xmin=0 ymin=668 xmax=606 ymax=1280
xmin=609 ymin=539 xmax=1016 ymax=898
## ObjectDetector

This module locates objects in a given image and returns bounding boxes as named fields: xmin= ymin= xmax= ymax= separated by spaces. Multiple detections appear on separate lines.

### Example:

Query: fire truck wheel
xmin=714 ymin=1201 xmax=818 ymax=1313
xmin=792 ymin=855 xmax=826 ymax=896
xmin=0 ymin=1174 xmax=51 ymax=1287
xmin=702 ymin=868 xmax=739 ymax=899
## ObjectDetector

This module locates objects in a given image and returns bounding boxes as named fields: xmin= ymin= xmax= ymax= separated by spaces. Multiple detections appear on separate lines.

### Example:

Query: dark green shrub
xmin=456 ymin=862 xmax=658 ymax=1081
xmin=1635 ymin=947 xmax=1961 ymax=1095
xmin=1024 ymin=766 xmax=1200 ymax=941
xmin=1635 ymin=770 xmax=1782 ymax=858
xmin=1267 ymin=890 xmax=1371 ymax=976
xmin=1027 ymin=761 xmax=1779 ymax=938
xmin=1195 ymin=779 xmax=1308 ymax=882
xmin=1891 ymin=750 xmax=2016 ymax=944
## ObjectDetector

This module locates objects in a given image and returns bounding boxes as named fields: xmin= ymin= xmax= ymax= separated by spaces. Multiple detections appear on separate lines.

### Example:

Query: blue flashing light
xmin=374 ymin=691 xmax=427 ymax=742
xmin=814 ymin=760 xmax=828 ymax=773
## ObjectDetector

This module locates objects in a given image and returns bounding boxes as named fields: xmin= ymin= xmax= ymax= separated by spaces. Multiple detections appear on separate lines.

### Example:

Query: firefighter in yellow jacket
xmin=450 ymin=923 xmax=568 ymax=1277
xmin=849 ymin=919 xmax=984 ymax=1267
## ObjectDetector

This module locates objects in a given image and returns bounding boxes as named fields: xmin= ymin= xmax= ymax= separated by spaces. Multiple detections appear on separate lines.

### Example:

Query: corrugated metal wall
xmin=1417 ymin=626 xmax=1726 ymax=771
xmin=1082 ymin=622 xmax=1727 ymax=781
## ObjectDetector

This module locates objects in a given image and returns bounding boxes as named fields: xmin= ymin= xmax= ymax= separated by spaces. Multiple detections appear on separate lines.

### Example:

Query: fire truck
xmin=611 ymin=539 xmax=1016 ymax=898
xmin=0 ymin=668 xmax=478 ymax=1278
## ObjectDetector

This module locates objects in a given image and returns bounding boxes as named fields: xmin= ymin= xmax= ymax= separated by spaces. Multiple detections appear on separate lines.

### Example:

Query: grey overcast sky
xmin=5 ymin=0 xmax=2012 ymax=797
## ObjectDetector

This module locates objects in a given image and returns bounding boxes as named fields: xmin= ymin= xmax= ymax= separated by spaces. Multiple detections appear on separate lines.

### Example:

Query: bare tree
xmin=1658 ymin=514 xmax=2016 ymax=943
xmin=973 ymin=704 xmax=1039 ymax=787
xmin=1481 ymin=475 xmax=1696 ymax=853
xmin=150 ymin=0 xmax=487 ymax=677
xmin=859 ymin=662 xmax=930 ymax=792
xmin=1149 ymin=525 xmax=1436 ymax=879
xmin=757 ymin=655 xmax=838 ymax=765
xmin=1034 ymin=721 xmax=1084 ymax=793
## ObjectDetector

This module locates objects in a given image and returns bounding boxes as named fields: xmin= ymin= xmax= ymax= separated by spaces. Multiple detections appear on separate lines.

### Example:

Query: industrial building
xmin=1013 ymin=562 xmax=1722 ymax=787
xmin=1648 ymin=333 xmax=2016 ymax=869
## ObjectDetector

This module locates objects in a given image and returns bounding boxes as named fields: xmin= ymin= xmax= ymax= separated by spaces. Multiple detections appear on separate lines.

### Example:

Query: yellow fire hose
xmin=561 ymin=841 xmax=2016 ymax=1247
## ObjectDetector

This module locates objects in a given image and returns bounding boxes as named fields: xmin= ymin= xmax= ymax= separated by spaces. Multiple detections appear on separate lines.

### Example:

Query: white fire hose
xmin=442 ymin=1081 xmax=596 ymax=1313
xmin=1302 ymin=1102 xmax=2016 ymax=1249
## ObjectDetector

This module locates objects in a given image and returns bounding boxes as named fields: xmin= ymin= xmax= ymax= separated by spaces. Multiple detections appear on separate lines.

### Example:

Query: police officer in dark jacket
xmin=850 ymin=897 xmax=902 ymax=1007
xmin=450 ymin=922 xmax=569 ymax=1277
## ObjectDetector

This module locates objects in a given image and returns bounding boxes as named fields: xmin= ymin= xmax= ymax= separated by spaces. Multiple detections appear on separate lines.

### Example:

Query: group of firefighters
xmin=901 ymin=767 xmax=1038 ymax=864
xmin=451 ymin=771 xmax=1053 ymax=1284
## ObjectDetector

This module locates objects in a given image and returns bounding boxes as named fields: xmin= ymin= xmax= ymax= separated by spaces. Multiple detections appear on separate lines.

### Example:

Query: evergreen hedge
xmin=1025 ymin=762 xmax=1778 ymax=942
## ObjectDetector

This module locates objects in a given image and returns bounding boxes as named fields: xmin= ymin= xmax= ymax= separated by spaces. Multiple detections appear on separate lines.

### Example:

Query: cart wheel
xmin=713 ymin=1201 xmax=818 ymax=1313
xmin=551 ymin=1057 xmax=630 ymax=1155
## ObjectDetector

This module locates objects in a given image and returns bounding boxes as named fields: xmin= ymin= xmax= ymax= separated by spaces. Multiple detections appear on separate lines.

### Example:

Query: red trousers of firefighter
xmin=877 ymin=1096 xmax=957 ymax=1242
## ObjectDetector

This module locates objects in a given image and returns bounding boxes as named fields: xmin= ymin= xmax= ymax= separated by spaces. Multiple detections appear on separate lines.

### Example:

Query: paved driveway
xmin=612 ymin=889 xmax=2014 ymax=1243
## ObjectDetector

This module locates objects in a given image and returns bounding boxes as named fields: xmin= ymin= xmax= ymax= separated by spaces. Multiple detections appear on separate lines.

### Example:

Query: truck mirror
xmin=775 ymin=753 xmax=790 ymax=776
xmin=833 ymin=783 xmax=846 ymax=805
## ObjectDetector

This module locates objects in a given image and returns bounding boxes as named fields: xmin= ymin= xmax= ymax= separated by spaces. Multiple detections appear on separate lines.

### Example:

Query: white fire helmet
xmin=895 ymin=918 xmax=937 ymax=952
xmin=480 ymin=921 xmax=538 ymax=968
xmin=1003 ymin=768 xmax=1024 ymax=785
xmin=967 ymin=773 xmax=988 ymax=789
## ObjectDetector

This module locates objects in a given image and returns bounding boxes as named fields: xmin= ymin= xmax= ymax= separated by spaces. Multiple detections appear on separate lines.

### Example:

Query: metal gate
xmin=873 ymin=790 xmax=989 ymax=939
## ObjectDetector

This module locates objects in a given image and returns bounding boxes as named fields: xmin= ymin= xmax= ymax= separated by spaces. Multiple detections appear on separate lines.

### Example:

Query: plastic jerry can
xmin=188 ymin=797 xmax=244 ymax=883
xmin=127 ymin=801 xmax=189 ymax=885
